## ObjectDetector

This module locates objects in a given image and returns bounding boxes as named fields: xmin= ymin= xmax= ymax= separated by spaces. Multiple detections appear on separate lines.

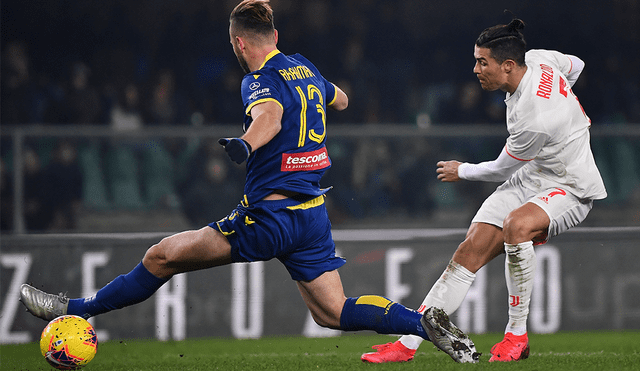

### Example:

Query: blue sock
xmin=339 ymin=296 xmax=430 ymax=341
xmin=67 ymin=262 xmax=168 ymax=319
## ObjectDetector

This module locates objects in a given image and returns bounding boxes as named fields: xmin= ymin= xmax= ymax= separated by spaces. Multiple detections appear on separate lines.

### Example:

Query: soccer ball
xmin=40 ymin=315 xmax=98 ymax=370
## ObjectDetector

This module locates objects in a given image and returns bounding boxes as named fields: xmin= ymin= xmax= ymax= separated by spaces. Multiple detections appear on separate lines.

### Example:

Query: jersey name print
xmin=535 ymin=63 xmax=554 ymax=99
xmin=278 ymin=65 xmax=316 ymax=81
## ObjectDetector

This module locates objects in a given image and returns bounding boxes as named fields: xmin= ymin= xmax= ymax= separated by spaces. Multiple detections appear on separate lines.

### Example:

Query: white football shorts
xmin=471 ymin=179 xmax=593 ymax=243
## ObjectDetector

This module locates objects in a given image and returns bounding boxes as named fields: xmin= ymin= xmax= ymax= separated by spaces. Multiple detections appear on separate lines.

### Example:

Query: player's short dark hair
xmin=230 ymin=0 xmax=275 ymax=38
xmin=476 ymin=18 xmax=526 ymax=66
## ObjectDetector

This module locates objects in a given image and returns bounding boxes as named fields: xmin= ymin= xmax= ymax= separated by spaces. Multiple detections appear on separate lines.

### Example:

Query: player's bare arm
xmin=436 ymin=160 xmax=462 ymax=182
xmin=241 ymin=100 xmax=283 ymax=151
xmin=328 ymin=83 xmax=348 ymax=111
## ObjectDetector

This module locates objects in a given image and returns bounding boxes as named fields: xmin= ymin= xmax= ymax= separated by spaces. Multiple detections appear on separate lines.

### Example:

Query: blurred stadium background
xmin=2 ymin=0 xmax=638 ymax=233
xmin=1 ymin=0 xmax=639 ymax=344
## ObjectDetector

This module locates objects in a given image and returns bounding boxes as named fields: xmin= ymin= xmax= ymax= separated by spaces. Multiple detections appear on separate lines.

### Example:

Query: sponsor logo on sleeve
xmin=249 ymin=88 xmax=271 ymax=100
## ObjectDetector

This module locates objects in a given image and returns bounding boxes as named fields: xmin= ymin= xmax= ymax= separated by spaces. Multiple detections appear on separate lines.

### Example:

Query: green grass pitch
xmin=2 ymin=331 xmax=639 ymax=370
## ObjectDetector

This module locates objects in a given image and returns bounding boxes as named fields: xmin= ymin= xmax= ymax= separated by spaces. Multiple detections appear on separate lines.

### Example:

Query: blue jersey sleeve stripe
xmin=245 ymin=98 xmax=284 ymax=116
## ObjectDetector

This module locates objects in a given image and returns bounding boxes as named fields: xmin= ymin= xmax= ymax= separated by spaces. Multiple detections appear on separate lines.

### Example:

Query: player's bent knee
xmin=503 ymin=214 xmax=530 ymax=240
xmin=142 ymin=241 xmax=170 ymax=274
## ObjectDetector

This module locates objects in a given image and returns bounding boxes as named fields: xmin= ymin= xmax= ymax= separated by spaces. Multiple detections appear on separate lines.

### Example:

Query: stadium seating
xmin=141 ymin=140 xmax=180 ymax=209
xmin=105 ymin=145 xmax=145 ymax=209
xmin=78 ymin=141 xmax=111 ymax=210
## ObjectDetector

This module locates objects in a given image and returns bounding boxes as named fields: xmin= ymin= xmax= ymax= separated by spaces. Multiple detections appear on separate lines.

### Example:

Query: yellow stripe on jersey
xmin=286 ymin=195 xmax=325 ymax=210
xmin=327 ymin=84 xmax=338 ymax=106
xmin=355 ymin=295 xmax=393 ymax=308
xmin=295 ymin=86 xmax=307 ymax=147
xmin=245 ymin=98 xmax=284 ymax=116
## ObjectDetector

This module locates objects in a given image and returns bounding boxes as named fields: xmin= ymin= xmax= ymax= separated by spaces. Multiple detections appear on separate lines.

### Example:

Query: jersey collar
xmin=258 ymin=49 xmax=281 ymax=70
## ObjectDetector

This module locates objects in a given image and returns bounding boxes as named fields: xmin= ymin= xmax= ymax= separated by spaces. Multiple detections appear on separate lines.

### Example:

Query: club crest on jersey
xmin=281 ymin=147 xmax=330 ymax=171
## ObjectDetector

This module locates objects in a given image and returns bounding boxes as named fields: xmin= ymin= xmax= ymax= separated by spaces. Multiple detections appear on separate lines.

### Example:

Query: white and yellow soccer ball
xmin=40 ymin=315 xmax=98 ymax=370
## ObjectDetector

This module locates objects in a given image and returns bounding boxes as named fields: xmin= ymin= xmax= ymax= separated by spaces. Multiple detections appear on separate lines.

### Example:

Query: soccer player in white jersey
xmin=362 ymin=18 xmax=607 ymax=363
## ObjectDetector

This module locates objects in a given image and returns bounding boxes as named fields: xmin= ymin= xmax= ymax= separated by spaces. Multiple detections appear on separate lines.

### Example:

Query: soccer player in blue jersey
xmin=20 ymin=0 xmax=477 ymax=363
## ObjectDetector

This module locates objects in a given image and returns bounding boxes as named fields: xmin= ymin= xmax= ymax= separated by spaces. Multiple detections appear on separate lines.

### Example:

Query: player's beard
xmin=236 ymin=54 xmax=251 ymax=74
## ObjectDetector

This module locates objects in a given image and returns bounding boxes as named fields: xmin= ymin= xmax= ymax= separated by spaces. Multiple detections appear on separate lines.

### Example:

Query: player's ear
xmin=274 ymin=29 xmax=278 ymax=45
xmin=502 ymin=59 xmax=516 ymax=73
xmin=235 ymin=36 xmax=246 ymax=51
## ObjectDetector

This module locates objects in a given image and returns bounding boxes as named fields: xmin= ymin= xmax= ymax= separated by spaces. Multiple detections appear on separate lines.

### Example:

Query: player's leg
xmin=365 ymin=183 xmax=525 ymax=363
xmin=296 ymin=269 xmax=427 ymax=336
xmin=491 ymin=189 xmax=593 ymax=362
xmin=297 ymin=270 xmax=433 ymax=346
xmin=502 ymin=202 xmax=548 ymax=335
xmin=21 ymin=226 xmax=231 ymax=320
xmin=365 ymin=222 xmax=504 ymax=361
xmin=142 ymin=226 xmax=232 ymax=278
xmin=488 ymin=202 xmax=545 ymax=362
xmin=295 ymin=269 xmax=346 ymax=329
xmin=288 ymin=198 xmax=426 ymax=334
xmin=452 ymin=222 xmax=506 ymax=272
xmin=297 ymin=270 xmax=479 ymax=363
xmin=487 ymin=202 xmax=545 ymax=362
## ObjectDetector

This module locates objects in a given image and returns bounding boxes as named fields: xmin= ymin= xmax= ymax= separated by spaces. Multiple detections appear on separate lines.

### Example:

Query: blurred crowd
xmin=2 ymin=0 xmax=639 ymax=232
xmin=1 ymin=132 xmax=513 ymax=232
xmin=3 ymin=0 xmax=639 ymax=128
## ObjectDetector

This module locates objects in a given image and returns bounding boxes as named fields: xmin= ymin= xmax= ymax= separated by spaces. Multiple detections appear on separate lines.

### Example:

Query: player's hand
xmin=436 ymin=160 xmax=461 ymax=182
xmin=218 ymin=138 xmax=252 ymax=164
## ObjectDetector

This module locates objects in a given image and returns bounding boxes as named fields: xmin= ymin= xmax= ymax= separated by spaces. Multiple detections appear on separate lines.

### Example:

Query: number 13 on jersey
xmin=295 ymin=83 xmax=326 ymax=147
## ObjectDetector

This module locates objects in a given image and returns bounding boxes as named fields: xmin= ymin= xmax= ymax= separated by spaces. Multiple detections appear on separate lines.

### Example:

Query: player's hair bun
xmin=476 ymin=17 xmax=526 ymax=47
xmin=506 ymin=19 xmax=525 ymax=33
xmin=475 ymin=16 xmax=527 ymax=64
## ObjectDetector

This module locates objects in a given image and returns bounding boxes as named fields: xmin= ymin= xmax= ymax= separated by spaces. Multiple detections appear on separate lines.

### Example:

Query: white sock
xmin=399 ymin=260 xmax=476 ymax=350
xmin=504 ymin=241 xmax=536 ymax=336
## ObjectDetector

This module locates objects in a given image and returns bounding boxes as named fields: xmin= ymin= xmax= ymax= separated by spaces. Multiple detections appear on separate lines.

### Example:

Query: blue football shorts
xmin=209 ymin=195 xmax=346 ymax=281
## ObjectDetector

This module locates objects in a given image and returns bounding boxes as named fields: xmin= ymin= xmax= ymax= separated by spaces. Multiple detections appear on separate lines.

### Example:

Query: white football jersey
xmin=504 ymin=49 xmax=607 ymax=200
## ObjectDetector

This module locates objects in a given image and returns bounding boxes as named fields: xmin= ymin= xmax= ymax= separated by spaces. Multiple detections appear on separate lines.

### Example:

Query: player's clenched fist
xmin=219 ymin=137 xmax=252 ymax=164
xmin=437 ymin=160 xmax=462 ymax=182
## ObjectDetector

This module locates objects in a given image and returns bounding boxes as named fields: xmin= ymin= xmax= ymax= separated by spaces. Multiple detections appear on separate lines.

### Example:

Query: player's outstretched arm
xmin=453 ymin=147 xmax=526 ymax=182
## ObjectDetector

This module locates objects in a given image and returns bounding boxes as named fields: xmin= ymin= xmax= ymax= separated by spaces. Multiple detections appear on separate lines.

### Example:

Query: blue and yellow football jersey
xmin=239 ymin=50 xmax=338 ymax=204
